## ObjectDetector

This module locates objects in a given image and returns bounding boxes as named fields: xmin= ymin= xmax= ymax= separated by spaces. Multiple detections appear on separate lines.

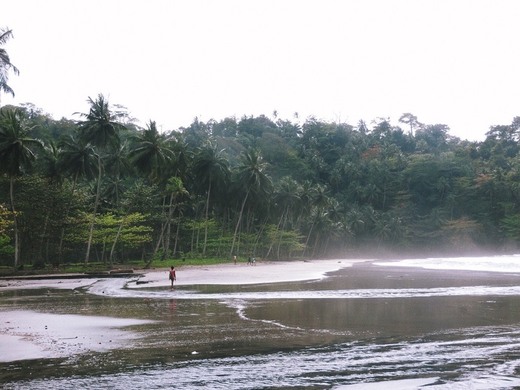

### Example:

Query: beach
xmin=4 ymin=256 xmax=520 ymax=388
xmin=0 ymin=259 xmax=362 ymax=363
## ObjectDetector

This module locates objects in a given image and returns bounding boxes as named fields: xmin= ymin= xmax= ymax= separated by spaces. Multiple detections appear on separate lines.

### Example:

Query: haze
xmin=3 ymin=0 xmax=520 ymax=141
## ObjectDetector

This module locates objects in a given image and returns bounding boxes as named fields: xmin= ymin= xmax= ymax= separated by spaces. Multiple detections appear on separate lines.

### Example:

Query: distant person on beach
xmin=169 ymin=266 xmax=176 ymax=289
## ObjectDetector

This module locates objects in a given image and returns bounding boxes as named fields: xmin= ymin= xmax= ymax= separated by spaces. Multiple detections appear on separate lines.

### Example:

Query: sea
xmin=3 ymin=255 xmax=520 ymax=389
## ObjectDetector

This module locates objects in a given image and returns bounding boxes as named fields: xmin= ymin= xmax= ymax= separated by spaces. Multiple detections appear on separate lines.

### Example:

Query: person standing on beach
xmin=169 ymin=266 xmax=176 ymax=289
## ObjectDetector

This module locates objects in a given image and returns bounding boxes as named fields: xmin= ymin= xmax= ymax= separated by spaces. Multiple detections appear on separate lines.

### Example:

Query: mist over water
xmin=3 ymin=255 xmax=520 ymax=389
xmin=375 ymin=254 xmax=520 ymax=273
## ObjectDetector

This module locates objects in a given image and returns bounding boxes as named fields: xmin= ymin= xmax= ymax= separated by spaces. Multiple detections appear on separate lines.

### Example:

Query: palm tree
xmin=268 ymin=177 xmax=301 ymax=258
xmin=149 ymin=176 xmax=189 ymax=265
xmin=76 ymin=94 xmax=125 ymax=149
xmin=76 ymin=94 xmax=126 ymax=264
xmin=0 ymin=28 xmax=19 ymax=103
xmin=104 ymin=141 xmax=131 ymax=208
xmin=58 ymin=135 xmax=98 ymax=189
xmin=0 ymin=107 xmax=42 ymax=267
xmin=40 ymin=141 xmax=64 ymax=186
xmin=302 ymin=183 xmax=331 ymax=257
xmin=56 ymin=134 xmax=98 ymax=262
xmin=129 ymin=120 xmax=174 ymax=183
xmin=193 ymin=143 xmax=229 ymax=255
xmin=230 ymin=149 xmax=272 ymax=256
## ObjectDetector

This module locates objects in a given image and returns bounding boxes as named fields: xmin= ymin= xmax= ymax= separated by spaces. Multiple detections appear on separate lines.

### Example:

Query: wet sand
xmin=0 ymin=259 xmax=363 ymax=363
xmin=0 ymin=311 xmax=154 ymax=362
xmin=3 ymin=258 xmax=520 ymax=365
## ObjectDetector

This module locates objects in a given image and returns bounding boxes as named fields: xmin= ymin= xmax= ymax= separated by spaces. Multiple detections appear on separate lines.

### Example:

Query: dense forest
xmin=2 ymin=95 xmax=520 ymax=268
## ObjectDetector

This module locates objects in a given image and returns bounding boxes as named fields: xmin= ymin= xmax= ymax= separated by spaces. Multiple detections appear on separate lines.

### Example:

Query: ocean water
xmin=375 ymin=254 xmax=520 ymax=274
xmin=3 ymin=255 xmax=520 ymax=389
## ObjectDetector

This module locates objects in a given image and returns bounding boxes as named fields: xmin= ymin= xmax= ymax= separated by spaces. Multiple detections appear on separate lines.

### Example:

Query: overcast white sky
xmin=2 ymin=0 xmax=520 ymax=141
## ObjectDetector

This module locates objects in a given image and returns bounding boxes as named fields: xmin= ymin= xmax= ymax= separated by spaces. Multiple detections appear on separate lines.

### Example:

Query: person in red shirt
xmin=169 ymin=266 xmax=176 ymax=289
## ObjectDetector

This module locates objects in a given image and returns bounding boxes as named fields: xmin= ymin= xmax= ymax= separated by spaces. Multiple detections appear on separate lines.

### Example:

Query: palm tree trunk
xmin=230 ymin=190 xmax=249 ymax=257
xmin=58 ymin=174 xmax=78 ymax=264
xmin=151 ymin=195 xmax=168 ymax=260
xmin=266 ymin=210 xmax=285 ymax=258
xmin=85 ymin=155 xmax=102 ymax=264
xmin=9 ymin=176 xmax=19 ymax=268
xmin=164 ymin=191 xmax=175 ymax=259
xmin=109 ymin=220 xmax=124 ymax=266
xmin=203 ymin=181 xmax=211 ymax=256
xmin=39 ymin=211 xmax=50 ymax=263
xmin=253 ymin=216 xmax=268 ymax=256
xmin=173 ymin=214 xmax=181 ymax=255
xmin=302 ymin=222 xmax=315 ymax=258
xmin=277 ymin=206 xmax=290 ymax=260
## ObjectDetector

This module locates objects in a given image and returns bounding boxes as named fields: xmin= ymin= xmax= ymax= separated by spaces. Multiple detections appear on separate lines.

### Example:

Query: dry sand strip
xmin=0 ymin=259 xmax=367 ymax=291
xmin=0 ymin=310 xmax=154 ymax=362
xmin=132 ymin=259 xmax=367 ymax=288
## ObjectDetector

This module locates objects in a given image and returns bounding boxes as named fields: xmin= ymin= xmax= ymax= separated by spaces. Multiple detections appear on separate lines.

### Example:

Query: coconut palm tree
xmin=149 ymin=176 xmax=189 ymax=265
xmin=230 ymin=149 xmax=272 ymax=256
xmin=56 ymin=134 xmax=98 ymax=262
xmin=268 ymin=177 xmax=301 ymax=258
xmin=58 ymin=135 xmax=98 ymax=189
xmin=76 ymin=94 xmax=125 ymax=149
xmin=76 ymin=94 xmax=126 ymax=264
xmin=129 ymin=120 xmax=174 ymax=183
xmin=40 ymin=141 xmax=64 ymax=186
xmin=0 ymin=107 xmax=42 ymax=267
xmin=193 ymin=143 xmax=229 ymax=255
xmin=0 ymin=28 xmax=19 ymax=103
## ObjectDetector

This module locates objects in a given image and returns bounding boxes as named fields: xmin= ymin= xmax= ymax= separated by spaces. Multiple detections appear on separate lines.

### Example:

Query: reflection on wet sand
xmin=3 ymin=257 xmax=520 ymax=389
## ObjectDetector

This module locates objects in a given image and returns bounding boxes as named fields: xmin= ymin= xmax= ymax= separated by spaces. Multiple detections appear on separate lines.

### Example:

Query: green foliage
xmin=5 ymin=100 xmax=520 ymax=268
xmin=0 ymin=203 xmax=14 ymax=258
xmin=0 ymin=203 xmax=12 ymax=235
xmin=0 ymin=234 xmax=14 ymax=256
xmin=501 ymin=214 xmax=520 ymax=240
xmin=0 ymin=27 xmax=19 ymax=98
xmin=265 ymin=224 xmax=305 ymax=258
xmin=68 ymin=212 xmax=152 ymax=246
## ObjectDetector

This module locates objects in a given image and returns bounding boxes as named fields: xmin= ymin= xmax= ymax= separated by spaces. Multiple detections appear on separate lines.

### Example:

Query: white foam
xmin=375 ymin=254 xmax=520 ymax=273
xmin=334 ymin=377 xmax=439 ymax=389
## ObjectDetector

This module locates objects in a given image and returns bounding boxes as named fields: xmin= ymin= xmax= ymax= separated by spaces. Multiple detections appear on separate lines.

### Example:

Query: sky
xmin=2 ymin=0 xmax=520 ymax=141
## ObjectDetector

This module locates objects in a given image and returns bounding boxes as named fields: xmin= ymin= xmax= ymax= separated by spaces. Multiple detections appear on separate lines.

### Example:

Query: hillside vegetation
xmin=1 ymin=99 xmax=520 ymax=269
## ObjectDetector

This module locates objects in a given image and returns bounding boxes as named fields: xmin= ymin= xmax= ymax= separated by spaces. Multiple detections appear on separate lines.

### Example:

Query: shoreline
xmin=3 ymin=257 xmax=520 ymax=365
xmin=0 ymin=259 xmax=367 ymax=291
xmin=133 ymin=258 xmax=368 ymax=288
xmin=0 ymin=259 xmax=364 ymax=363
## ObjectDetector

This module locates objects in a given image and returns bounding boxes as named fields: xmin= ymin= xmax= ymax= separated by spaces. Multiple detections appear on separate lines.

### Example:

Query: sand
xmin=0 ymin=259 xmax=364 ymax=363
xmin=0 ymin=311 xmax=154 ymax=362
xmin=134 ymin=258 xmax=365 ymax=288
xmin=0 ymin=277 xmax=96 ymax=292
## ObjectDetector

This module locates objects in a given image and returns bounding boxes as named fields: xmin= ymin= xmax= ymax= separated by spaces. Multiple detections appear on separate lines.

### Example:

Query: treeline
xmin=1 ymin=96 xmax=520 ymax=268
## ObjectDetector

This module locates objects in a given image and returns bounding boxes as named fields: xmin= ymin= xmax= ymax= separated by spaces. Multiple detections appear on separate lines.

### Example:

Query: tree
xmin=149 ymin=176 xmax=189 ymax=263
xmin=76 ymin=94 xmax=126 ymax=264
xmin=129 ymin=120 xmax=174 ymax=183
xmin=193 ymin=143 xmax=229 ymax=255
xmin=0 ymin=107 xmax=42 ymax=266
xmin=0 ymin=28 xmax=19 ymax=103
xmin=59 ymin=135 xmax=100 ymax=187
xmin=0 ymin=203 xmax=14 ymax=256
xmin=76 ymin=94 xmax=125 ymax=149
xmin=398 ymin=113 xmax=422 ymax=136
xmin=230 ymin=149 xmax=272 ymax=256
